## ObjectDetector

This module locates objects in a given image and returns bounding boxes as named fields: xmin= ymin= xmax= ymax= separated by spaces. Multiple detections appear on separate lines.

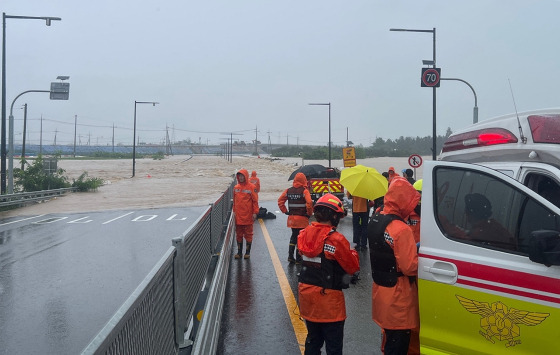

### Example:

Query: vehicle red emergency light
xmin=528 ymin=114 xmax=560 ymax=144
xmin=442 ymin=128 xmax=518 ymax=153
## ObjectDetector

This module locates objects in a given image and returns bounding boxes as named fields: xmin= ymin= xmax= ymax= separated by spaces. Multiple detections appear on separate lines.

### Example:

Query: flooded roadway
xmin=218 ymin=200 xmax=382 ymax=354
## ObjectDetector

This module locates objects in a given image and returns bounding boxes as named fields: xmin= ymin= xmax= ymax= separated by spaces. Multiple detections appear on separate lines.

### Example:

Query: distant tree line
xmin=272 ymin=127 xmax=453 ymax=159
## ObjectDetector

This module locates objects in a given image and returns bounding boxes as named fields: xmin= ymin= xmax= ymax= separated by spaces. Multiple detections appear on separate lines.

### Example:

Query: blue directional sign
xmin=50 ymin=82 xmax=70 ymax=100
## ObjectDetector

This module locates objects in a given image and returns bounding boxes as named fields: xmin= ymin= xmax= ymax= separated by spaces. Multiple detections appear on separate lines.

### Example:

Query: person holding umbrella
xmin=346 ymin=190 xmax=370 ymax=251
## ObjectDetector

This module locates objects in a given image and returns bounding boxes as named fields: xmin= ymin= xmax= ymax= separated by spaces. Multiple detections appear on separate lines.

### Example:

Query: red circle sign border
xmin=422 ymin=68 xmax=440 ymax=87
xmin=408 ymin=154 xmax=423 ymax=168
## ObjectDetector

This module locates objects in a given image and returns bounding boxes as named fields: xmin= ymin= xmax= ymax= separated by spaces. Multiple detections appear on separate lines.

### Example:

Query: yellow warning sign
xmin=342 ymin=147 xmax=356 ymax=167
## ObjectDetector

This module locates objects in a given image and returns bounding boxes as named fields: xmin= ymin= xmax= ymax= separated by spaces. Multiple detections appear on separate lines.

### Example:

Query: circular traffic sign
xmin=421 ymin=68 xmax=440 ymax=87
xmin=408 ymin=154 xmax=423 ymax=168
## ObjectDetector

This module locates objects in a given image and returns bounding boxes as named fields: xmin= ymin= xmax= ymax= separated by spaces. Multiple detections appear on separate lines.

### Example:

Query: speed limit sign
xmin=408 ymin=154 xmax=423 ymax=168
xmin=421 ymin=68 xmax=441 ymax=87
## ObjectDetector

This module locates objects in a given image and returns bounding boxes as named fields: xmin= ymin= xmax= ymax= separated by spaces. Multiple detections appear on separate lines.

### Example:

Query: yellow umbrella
xmin=340 ymin=165 xmax=388 ymax=200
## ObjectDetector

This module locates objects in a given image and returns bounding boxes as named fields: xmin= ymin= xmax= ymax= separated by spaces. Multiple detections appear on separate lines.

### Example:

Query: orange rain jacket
xmin=371 ymin=177 xmax=421 ymax=330
xmin=407 ymin=210 xmax=421 ymax=244
xmin=249 ymin=170 xmax=261 ymax=193
xmin=298 ymin=222 xmax=360 ymax=323
xmin=278 ymin=172 xmax=314 ymax=229
xmin=233 ymin=169 xmax=259 ymax=226
xmin=387 ymin=166 xmax=401 ymax=185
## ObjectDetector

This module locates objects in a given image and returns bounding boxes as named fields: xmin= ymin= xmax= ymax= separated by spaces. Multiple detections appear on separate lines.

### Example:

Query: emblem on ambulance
xmin=456 ymin=295 xmax=550 ymax=348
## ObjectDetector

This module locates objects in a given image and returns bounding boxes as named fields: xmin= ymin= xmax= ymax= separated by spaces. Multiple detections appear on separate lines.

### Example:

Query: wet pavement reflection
xmin=218 ymin=200 xmax=382 ymax=354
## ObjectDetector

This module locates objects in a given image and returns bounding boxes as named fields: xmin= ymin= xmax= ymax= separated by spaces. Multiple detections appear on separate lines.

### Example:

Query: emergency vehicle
xmin=418 ymin=109 xmax=560 ymax=354
xmin=308 ymin=167 xmax=345 ymax=202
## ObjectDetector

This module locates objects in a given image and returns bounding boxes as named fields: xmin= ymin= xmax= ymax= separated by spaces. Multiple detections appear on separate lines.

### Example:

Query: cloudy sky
xmin=2 ymin=0 xmax=559 ymax=148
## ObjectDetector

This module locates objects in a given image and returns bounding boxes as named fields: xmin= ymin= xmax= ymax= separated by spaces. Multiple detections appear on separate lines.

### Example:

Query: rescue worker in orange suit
xmin=278 ymin=172 xmax=313 ymax=264
xmin=387 ymin=166 xmax=400 ymax=185
xmin=405 ymin=179 xmax=422 ymax=355
xmin=297 ymin=194 xmax=360 ymax=354
xmin=233 ymin=169 xmax=259 ymax=259
xmin=367 ymin=177 xmax=420 ymax=355
xmin=346 ymin=191 xmax=370 ymax=251
xmin=407 ymin=179 xmax=423 ymax=244
xmin=249 ymin=170 xmax=261 ymax=194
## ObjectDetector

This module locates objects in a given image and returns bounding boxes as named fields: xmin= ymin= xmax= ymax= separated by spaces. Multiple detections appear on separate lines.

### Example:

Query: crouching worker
xmin=297 ymin=194 xmax=360 ymax=354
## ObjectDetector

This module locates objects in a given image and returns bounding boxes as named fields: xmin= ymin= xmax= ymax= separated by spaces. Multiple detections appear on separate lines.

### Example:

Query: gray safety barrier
xmin=82 ymin=181 xmax=235 ymax=355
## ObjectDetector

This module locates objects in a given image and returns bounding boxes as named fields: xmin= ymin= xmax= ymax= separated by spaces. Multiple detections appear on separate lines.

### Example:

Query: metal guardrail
xmin=0 ymin=188 xmax=77 ymax=207
xmin=82 ymin=181 xmax=235 ymax=355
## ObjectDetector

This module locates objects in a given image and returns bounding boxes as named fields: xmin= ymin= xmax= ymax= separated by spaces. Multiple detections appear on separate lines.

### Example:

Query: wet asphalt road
xmin=0 ymin=206 xmax=203 ymax=355
xmin=218 ymin=200 xmax=382 ymax=354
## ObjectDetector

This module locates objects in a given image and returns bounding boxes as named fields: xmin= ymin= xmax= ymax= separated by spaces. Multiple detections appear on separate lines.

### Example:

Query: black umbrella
xmin=288 ymin=164 xmax=327 ymax=180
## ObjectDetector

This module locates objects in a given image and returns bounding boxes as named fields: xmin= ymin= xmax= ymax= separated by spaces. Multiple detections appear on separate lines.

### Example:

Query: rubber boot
xmin=234 ymin=241 xmax=242 ymax=259
xmin=295 ymin=248 xmax=303 ymax=264
xmin=288 ymin=244 xmax=296 ymax=264
xmin=244 ymin=242 xmax=252 ymax=259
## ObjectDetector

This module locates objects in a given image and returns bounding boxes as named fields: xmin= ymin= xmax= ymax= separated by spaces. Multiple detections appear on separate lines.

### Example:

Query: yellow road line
xmin=258 ymin=219 xmax=307 ymax=355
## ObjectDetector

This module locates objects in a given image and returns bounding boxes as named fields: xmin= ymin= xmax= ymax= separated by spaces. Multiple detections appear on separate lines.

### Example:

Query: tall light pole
xmin=132 ymin=101 xmax=159 ymax=177
xmin=2 ymin=12 xmax=61 ymax=193
xmin=440 ymin=77 xmax=478 ymax=124
xmin=309 ymin=102 xmax=331 ymax=167
xmin=390 ymin=27 xmax=437 ymax=160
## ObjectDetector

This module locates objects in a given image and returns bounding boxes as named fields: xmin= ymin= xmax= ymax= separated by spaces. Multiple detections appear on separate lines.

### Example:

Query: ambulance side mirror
xmin=529 ymin=230 xmax=560 ymax=266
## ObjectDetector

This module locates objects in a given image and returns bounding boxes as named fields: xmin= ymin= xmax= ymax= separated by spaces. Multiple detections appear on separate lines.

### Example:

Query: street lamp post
xmin=2 ymin=12 xmax=62 ymax=193
xmin=132 ymin=101 xmax=159 ymax=177
xmin=390 ymin=27 xmax=437 ymax=160
xmin=440 ymin=78 xmax=478 ymax=124
xmin=9 ymin=89 xmax=50 ymax=193
xmin=309 ymin=102 xmax=331 ymax=167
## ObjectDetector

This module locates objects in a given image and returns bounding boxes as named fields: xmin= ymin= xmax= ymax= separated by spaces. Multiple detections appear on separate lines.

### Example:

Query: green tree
xmin=14 ymin=155 xmax=69 ymax=192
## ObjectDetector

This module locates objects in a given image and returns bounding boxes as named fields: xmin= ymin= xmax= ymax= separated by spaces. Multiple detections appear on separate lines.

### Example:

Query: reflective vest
xmin=298 ymin=237 xmax=350 ymax=290
xmin=368 ymin=212 xmax=407 ymax=287
xmin=287 ymin=186 xmax=307 ymax=216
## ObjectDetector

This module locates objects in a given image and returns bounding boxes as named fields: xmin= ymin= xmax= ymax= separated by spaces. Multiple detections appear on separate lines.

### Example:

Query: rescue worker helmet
xmin=413 ymin=179 xmax=423 ymax=192
xmin=314 ymin=193 xmax=344 ymax=214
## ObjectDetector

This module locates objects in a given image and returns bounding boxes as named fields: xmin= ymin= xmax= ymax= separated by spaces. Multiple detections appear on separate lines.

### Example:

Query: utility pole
xmin=267 ymin=130 xmax=272 ymax=154
xmin=21 ymin=103 xmax=27 ymax=170
xmin=73 ymin=115 xmax=77 ymax=157
xmin=254 ymin=125 xmax=258 ymax=155
xmin=39 ymin=115 xmax=43 ymax=156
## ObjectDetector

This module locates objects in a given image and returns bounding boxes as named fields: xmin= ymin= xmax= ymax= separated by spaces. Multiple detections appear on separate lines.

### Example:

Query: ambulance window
xmin=518 ymin=198 xmax=560 ymax=254
xmin=434 ymin=167 xmax=520 ymax=253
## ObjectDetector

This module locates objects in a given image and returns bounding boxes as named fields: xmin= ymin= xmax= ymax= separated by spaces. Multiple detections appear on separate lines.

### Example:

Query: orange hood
xmin=236 ymin=169 xmax=250 ymax=184
xmin=251 ymin=171 xmax=257 ymax=177
xmin=383 ymin=176 xmax=420 ymax=219
xmin=293 ymin=172 xmax=308 ymax=188
xmin=298 ymin=222 xmax=333 ymax=257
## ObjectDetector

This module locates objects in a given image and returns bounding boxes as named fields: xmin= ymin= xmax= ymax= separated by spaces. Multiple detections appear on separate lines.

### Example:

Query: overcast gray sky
xmin=2 ymin=0 xmax=559 ymax=147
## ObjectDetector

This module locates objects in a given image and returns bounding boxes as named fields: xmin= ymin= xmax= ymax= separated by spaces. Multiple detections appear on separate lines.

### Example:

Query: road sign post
xmin=408 ymin=154 xmax=423 ymax=180
xmin=342 ymin=147 xmax=356 ymax=167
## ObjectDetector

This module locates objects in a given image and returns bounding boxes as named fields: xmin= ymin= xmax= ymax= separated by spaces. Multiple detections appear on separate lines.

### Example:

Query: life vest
xmin=298 ymin=234 xmax=350 ymax=290
xmin=287 ymin=186 xmax=307 ymax=216
xmin=368 ymin=212 xmax=407 ymax=287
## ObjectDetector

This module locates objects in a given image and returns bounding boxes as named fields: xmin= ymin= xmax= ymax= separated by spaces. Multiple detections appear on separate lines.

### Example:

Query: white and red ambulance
xmin=418 ymin=109 xmax=560 ymax=353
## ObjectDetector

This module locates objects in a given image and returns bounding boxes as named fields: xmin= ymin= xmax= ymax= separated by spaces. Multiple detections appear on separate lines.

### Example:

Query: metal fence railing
xmin=82 ymin=180 xmax=236 ymax=355
xmin=0 ymin=188 xmax=77 ymax=207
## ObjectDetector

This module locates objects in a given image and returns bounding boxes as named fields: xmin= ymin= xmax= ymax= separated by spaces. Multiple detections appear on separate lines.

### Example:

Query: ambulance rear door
xmin=419 ymin=160 xmax=560 ymax=354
